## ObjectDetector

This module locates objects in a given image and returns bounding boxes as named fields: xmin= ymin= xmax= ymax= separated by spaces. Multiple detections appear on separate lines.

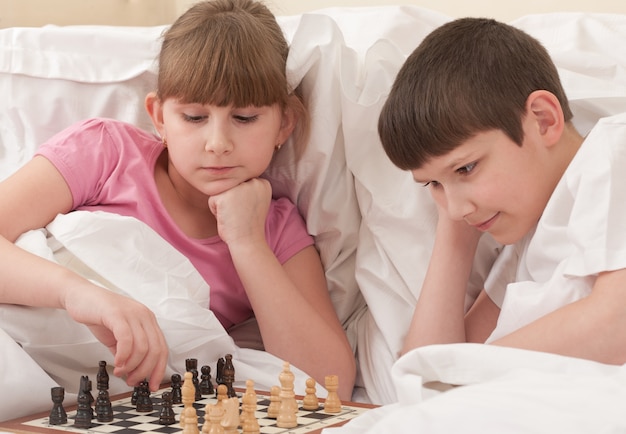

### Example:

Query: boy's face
xmin=411 ymin=128 xmax=554 ymax=245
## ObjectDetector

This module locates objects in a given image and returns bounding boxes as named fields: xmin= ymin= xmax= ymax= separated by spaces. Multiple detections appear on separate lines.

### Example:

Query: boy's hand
xmin=63 ymin=284 xmax=168 ymax=391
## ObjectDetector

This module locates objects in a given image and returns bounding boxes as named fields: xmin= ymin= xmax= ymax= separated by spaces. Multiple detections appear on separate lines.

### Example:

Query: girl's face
xmin=154 ymin=98 xmax=294 ymax=201
xmin=411 ymin=128 xmax=555 ymax=245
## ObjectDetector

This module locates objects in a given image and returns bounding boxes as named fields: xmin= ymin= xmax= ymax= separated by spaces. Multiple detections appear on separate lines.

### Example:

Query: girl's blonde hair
xmin=157 ymin=0 xmax=309 ymax=156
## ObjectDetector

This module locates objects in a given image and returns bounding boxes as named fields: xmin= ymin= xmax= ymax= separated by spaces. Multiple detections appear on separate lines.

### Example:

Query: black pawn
xmin=170 ymin=373 xmax=182 ymax=404
xmin=95 ymin=389 xmax=114 ymax=422
xmin=199 ymin=365 xmax=214 ymax=395
xmin=158 ymin=391 xmax=177 ymax=426
xmin=49 ymin=386 xmax=67 ymax=425
xmin=131 ymin=385 xmax=140 ymax=405
xmin=135 ymin=380 xmax=153 ymax=412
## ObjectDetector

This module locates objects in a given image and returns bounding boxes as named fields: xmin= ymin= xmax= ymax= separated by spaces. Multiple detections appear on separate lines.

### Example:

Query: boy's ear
xmin=525 ymin=90 xmax=564 ymax=147
xmin=145 ymin=92 xmax=166 ymax=138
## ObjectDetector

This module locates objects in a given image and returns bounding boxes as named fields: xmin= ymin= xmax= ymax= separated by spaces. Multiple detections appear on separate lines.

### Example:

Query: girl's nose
xmin=205 ymin=128 xmax=233 ymax=155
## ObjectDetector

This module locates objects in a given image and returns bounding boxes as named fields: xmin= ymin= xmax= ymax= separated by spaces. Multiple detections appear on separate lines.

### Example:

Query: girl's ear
xmin=145 ymin=92 xmax=166 ymax=138
xmin=525 ymin=90 xmax=564 ymax=147
xmin=277 ymin=100 xmax=298 ymax=146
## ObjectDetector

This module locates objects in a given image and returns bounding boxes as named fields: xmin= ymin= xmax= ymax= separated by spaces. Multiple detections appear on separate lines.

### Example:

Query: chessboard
xmin=0 ymin=388 xmax=373 ymax=434
xmin=0 ymin=364 xmax=375 ymax=434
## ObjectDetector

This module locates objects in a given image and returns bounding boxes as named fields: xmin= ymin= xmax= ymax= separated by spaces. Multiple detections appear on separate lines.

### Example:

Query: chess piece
xmin=302 ymin=377 xmax=320 ymax=411
xmin=202 ymin=403 xmax=225 ymax=434
xmin=241 ymin=381 xmax=260 ymax=434
xmin=191 ymin=368 xmax=202 ymax=401
xmin=95 ymin=388 xmax=114 ymax=422
xmin=136 ymin=380 xmax=154 ymax=412
xmin=85 ymin=378 xmax=95 ymax=420
xmin=74 ymin=378 xmax=93 ymax=429
xmin=276 ymin=362 xmax=298 ymax=428
xmin=159 ymin=391 xmax=177 ymax=425
xmin=171 ymin=373 xmax=183 ymax=404
xmin=323 ymin=375 xmax=342 ymax=413
xmin=49 ymin=386 xmax=67 ymax=425
xmin=96 ymin=360 xmax=109 ymax=390
xmin=186 ymin=357 xmax=198 ymax=373
xmin=131 ymin=385 xmax=140 ymax=405
xmin=215 ymin=357 xmax=225 ymax=388
xmin=182 ymin=406 xmax=200 ymax=434
xmin=180 ymin=371 xmax=195 ymax=427
xmin=266 ymin=385 xmax=281 ymax=419
xmin=216 ymin=384 xmax=228 ymax=407
xmin=200 ymin=365 xmax=215 ymax=395
xmin=95 ymin=361 xmax=113 ymax=422
xmin=221 ymin=397 xmax=240 ymax=434
xmin=222 ymin=354 xmax=236 ymax=398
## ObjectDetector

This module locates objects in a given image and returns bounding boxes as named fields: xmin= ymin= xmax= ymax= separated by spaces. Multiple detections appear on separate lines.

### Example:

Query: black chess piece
xmin=199 ymin=365 xmax=214 ymax=395
xmin=131 ymin=385 xmax=140 ymax=405
xmin=185 ymin=358 xmax=198 ymax=373
xmin=74 ymin=377 xmax=93 ymax=429
xmin=171 ymin=373 xmax=183 ymax=404
xmin=95 ymin=389 xmax=114 ymax=422
xmin=49 ymin=386 xmax=67 ymax=425
xmin=190 ymin=368 xmax=201 ymax=401
xmin=97 ymin=360 xmax=109 ymax=391
xmin=216 ymin=357 xmax=225 ymax=387
xmin=135 ymin=380 xmax=153 ymax=412
xmin=158 ymin=391 xmax=177 ymax=425
xmin=222 ymin=353 xmax=237 ymax=398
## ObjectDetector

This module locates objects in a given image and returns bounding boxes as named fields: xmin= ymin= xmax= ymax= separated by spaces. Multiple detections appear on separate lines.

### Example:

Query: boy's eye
xmin=423 ymin=180 xmax=440 ymax=188
xmin=457 ymin=162 xmax=477 ymax=175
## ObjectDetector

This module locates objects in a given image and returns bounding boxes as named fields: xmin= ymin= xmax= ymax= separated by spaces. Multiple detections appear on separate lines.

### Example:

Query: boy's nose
xmin=446 ymin=190 xmax=475 ymax=221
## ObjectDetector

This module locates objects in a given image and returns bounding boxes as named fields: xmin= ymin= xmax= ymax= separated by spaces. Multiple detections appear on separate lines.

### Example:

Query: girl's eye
xmin=234 ymin=115 xmax=258 ymax=123
xmin=457 ymin=162 xmax=477 ymax=175
xmin=182 ymin=114 xmax=206 ymax=123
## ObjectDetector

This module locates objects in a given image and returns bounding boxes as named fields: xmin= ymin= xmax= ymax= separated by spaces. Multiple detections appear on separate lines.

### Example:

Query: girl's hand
xmin=208 ymin=177 xmax=272 ymax=247
xmin=63 ymin=284 xmax=168 ymax=391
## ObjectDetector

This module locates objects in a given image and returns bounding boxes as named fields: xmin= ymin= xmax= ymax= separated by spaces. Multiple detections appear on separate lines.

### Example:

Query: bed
xmin=1 ymin=5 xmax=626 ymax=432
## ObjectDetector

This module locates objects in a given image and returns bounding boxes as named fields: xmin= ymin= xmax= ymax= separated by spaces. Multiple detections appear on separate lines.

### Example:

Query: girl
xmin=0 ymin=0 xmax=355 ymax=399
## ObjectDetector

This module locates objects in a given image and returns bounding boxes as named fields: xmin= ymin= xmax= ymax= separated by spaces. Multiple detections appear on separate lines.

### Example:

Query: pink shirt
xmin=36 ymin=118 xmax=314 ymax=329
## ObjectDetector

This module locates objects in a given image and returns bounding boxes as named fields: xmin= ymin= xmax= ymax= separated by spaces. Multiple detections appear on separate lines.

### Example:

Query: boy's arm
xmin=401 ymin=215 xmax=482 ymax=355
xmin=490 ymin=267 xmax=626 ymax=364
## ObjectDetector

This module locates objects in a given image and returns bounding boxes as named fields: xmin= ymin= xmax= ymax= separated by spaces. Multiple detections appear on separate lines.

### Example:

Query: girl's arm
xmin=209 ymin=178 xmax=356 ymax=400
xmin=0 ymin=156 xmax=168 ymax=390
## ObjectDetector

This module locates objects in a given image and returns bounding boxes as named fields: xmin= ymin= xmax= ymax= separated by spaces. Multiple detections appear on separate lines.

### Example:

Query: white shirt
xmin=485 ymin=112 xmax=626 ymax=342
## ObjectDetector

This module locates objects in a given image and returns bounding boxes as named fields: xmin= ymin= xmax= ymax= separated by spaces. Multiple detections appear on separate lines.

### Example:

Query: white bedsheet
xmin=325 ymin=344 xmax=626 ymax=433
xmin=0 ymin=211 xmax=312 ymax=422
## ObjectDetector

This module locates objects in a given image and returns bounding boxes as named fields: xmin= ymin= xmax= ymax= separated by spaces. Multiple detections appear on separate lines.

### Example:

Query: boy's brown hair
xmin=378 ymin=18 xmax=573 ymax=170
xmin=157 ymin=0 xmax=309 ymax=155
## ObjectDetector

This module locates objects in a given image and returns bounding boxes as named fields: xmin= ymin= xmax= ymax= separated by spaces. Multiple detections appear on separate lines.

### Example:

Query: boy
xmin=378 ymin=17 xmax=626 ymax=364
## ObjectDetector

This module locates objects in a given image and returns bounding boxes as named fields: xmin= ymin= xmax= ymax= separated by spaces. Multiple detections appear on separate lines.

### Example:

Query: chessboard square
xmin=127 ymin=422 xmax=173 ymax=432
xmin=127 ymin=414 xmax=161 ymax=424
xmin=256 ymin=416 xmax=278 ymax=427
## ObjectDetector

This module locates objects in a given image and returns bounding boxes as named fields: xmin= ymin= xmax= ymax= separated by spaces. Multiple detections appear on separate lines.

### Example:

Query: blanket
xmin=0 ymin=211 xmax=312 ymax=422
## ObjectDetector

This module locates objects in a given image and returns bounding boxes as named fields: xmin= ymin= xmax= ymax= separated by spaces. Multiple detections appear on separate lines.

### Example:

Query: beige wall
xmin=1 ymin=0 xmax=626 ymax=28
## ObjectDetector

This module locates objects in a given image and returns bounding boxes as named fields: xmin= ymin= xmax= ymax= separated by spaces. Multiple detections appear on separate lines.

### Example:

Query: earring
xmin=162 ymin=137 xmax=167 ymax=148
xmin=275 ymin=143 xmax=282 ymax=151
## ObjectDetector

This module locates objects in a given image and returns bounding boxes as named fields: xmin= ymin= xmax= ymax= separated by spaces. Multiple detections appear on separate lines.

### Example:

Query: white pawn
xmin=202 ymin=403 xmax=225 ymax=434
xmin=323 ymin=375 xmax=342 ymax=413
xmin=302 ymin=377 xmax=319 ymax=411
xmin=267 ymin=385 xmax=281 ymax=419
xmin=182 ymin=406 xmax=200 ymax=434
